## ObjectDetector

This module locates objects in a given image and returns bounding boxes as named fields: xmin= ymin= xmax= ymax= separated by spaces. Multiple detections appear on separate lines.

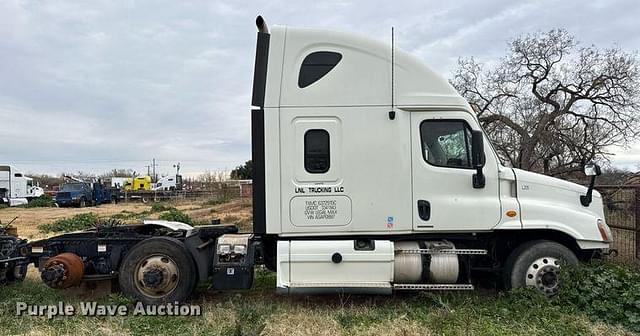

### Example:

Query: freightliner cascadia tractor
xmin=27 ymin=17 xmax=613 ymax=304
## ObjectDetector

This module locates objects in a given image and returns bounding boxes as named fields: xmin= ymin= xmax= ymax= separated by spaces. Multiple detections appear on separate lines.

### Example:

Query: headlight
xmin=218 ymin=244 xmax=231 ymax=255
xmin=233 ymin=245 xmax=247 ymax=255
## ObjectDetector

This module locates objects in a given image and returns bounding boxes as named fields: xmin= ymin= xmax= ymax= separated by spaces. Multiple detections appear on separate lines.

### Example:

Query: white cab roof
xmin=266 ymin=26 xmax=469 ymax=110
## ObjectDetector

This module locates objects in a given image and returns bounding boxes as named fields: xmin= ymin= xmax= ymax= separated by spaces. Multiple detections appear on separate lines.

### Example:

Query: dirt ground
xmin=3 ymin=196 xmax=252 ymax=285
xmin=0 ymin=197 xmax=252 ymax=240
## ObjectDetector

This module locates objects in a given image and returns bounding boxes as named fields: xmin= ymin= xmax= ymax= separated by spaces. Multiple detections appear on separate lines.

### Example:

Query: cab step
xmin=394 ymin=284 xmax=474 ymax=290
xmin=395 ymin=248 xmax=487 ymax=255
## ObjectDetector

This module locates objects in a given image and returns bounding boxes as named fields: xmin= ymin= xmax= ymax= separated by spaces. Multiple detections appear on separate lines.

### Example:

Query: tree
xmin=197 ymin=170 xmax=227 ymax=183
xmin=451 ymin=29 xmax=640 ymax=176
xmin=29 ymin=174 xmax=64 ymax=189
xmin=230 ymin=160 xmax=253 ymax=180
xmin=100 ymin=169 xmax=135 ymax=178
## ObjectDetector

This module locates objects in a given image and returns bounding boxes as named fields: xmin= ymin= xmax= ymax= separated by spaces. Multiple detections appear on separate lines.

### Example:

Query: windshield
xmin=61 ymin=183 xmax=84 ymax=191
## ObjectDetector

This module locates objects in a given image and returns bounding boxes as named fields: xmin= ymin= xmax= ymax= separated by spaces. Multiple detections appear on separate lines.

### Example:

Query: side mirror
xmin=580 ymin=163 xmax=601 ymax=207
xmin=471 ymin=130 xmax=485 ymax=188
xmin=583 ymin=163 xmax=601 ymax=177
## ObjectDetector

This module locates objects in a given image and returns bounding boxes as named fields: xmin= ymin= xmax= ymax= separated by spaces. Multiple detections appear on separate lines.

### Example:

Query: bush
xmin=23 ymin=195 xmax=54 ymax=208
xmin=158 ymin=208 xmax=192 ymax=224
xmin=150 ymin=203 xmax=173 ymax=212
xmin=202 ymin=197 xmax=230 ymax=207
xmin=555 ymin=262 xmax=640 ymax=332
xmin=38 ymin=213 xmax=99 ymax=233
xmin=111 ymin=210 xmax=141 ymax=220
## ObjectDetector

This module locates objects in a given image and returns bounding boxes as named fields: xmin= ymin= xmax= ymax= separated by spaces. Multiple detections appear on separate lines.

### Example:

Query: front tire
xmin=119 ymin=237 xmax=197 ymax=304
xmin=503 ymin=240 xmax=578 ymax=295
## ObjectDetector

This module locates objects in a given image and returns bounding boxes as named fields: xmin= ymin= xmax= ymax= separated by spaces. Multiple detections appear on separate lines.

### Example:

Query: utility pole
xmin=151 ymin=158 xmax=158 ymax=183
xmin=173 ymin=162 xmax=181 ymax=176
xmin=145 ymin=165 xmax=151 ymax=177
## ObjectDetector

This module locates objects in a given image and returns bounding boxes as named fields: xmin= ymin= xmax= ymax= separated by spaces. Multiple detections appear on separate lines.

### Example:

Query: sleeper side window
xmin=420 ymin=120 xmax=473 ymax=169
xmin=304 ymin=129 xmax=330 ymax=173
xmin=298 ymin=51 xmax=342 ymax=88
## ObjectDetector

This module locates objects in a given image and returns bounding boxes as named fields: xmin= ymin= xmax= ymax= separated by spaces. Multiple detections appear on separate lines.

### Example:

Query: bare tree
xmin=451 ymin=29 xmax=640 ymax=176
xmin=100 ymin=169 xmax=136 ymax=178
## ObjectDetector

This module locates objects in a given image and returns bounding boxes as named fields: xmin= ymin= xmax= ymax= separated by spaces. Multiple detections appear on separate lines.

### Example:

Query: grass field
xmin=0 ymin=198 xmax=636 ymax=335
xmin=0 ymin=270 xmax=634 ymax=336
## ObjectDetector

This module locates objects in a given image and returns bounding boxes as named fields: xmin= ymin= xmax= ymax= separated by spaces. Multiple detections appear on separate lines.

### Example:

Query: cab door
xmin=411 ymin=111 xmax=501 ymax=231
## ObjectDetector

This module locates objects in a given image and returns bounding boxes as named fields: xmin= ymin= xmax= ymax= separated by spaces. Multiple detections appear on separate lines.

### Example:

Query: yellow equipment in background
xmin=123 ymin=176 xmax=151 ymax=191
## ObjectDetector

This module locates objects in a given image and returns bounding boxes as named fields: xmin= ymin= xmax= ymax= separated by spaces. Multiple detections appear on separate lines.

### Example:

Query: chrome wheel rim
xmin=525 ymin=257 xmax=561 ymax=295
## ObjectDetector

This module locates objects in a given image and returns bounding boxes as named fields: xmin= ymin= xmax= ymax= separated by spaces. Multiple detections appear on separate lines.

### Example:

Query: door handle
xmin=417 ymin=200 xmax=431 ymax=221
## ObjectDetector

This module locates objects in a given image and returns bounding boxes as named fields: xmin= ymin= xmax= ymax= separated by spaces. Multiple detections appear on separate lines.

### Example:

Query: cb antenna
xmin=388 ymin=26 xmax=396 ymax=121
xmin=391 ymin=26 xmax=395 ymax=109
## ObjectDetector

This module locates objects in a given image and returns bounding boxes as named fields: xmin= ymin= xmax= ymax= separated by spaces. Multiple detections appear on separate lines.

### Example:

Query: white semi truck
xmin=0 ymin=165 xmax=45 ymax=206
xmin=28 ymin=17 xmax=612 ymax=304
xmin=151 ymin=174 xmax=182 ymax=191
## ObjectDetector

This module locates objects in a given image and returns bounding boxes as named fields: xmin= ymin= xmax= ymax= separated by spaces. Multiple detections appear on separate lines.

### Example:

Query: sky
xmin=1 ymin=0 xmax=639 ymax=177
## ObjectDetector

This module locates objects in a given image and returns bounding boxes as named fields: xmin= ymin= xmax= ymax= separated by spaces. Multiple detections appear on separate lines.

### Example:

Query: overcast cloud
xmin=1 ymin=0 xmax=639 ymax=177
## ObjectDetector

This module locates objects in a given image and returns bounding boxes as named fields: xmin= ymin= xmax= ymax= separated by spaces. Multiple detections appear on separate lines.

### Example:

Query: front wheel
xmin=503 ymin=240 xmax=578 ymax=295
xmin=119 ymin=237 xmax=197 ymax=304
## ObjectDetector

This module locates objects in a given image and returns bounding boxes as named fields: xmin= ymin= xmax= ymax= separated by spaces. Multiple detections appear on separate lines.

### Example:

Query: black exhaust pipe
xmin=256 ymin=15 xmax=269 ymax=34
xmin=251 ymin=15 xmax=270 ymax=234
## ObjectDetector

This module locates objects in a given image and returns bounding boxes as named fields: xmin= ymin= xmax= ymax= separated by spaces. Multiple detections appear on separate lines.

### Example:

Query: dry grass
xmin=0 ymin=203 xmax=152 ymax=239
xmin=0 ymin=198 xmax=252 ymax=239
xmin=262 ymin=311 xmax=342 ymax=336
xmin=586 ymin=318 xmax=636 ymax=336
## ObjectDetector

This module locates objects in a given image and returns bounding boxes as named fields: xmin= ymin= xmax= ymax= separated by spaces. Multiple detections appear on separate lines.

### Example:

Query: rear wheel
xmin=119 ymin=237 xmax=197 ymax=304
xmin=503 ymin=240 xmax=578 ymax=295
xmin=6 ymin=263 xmax=27 ymax=283
xmin=12 ymin=264 xmax=27 ymax=282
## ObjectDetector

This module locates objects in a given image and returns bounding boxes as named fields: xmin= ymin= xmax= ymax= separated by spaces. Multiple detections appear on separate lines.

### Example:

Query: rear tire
xmin=6 ymin=263 xmax=27 ymax=283
xmin=503 ymin=240 xmax=578 ymax=295
xmin=119 ymin=237 xmax=197 ymax=304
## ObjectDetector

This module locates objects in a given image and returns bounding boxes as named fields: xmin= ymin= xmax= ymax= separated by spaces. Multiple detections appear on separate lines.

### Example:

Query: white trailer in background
xmin=0 ymin=165 xmax=45 ymax=206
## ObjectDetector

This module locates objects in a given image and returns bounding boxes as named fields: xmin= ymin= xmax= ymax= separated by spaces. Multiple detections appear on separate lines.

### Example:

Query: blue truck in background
xmin=55 ymin=179 xmax=120 ymax=207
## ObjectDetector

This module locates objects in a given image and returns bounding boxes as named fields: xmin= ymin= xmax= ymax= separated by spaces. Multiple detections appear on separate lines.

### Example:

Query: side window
xmin=304 ymin=129 xmax=330 ymax=173
xmin=298 ymin=51 xmax=342 ymax=88
xmin=420 ymin=120 xmax=473 ymax=169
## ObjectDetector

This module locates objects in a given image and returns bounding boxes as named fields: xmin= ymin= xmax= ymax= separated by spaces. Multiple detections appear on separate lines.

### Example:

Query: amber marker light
xmin=506 ymin=210 xmax=517 ymax=218
xmin=597 ymin=219 xmax=611 ymax=242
